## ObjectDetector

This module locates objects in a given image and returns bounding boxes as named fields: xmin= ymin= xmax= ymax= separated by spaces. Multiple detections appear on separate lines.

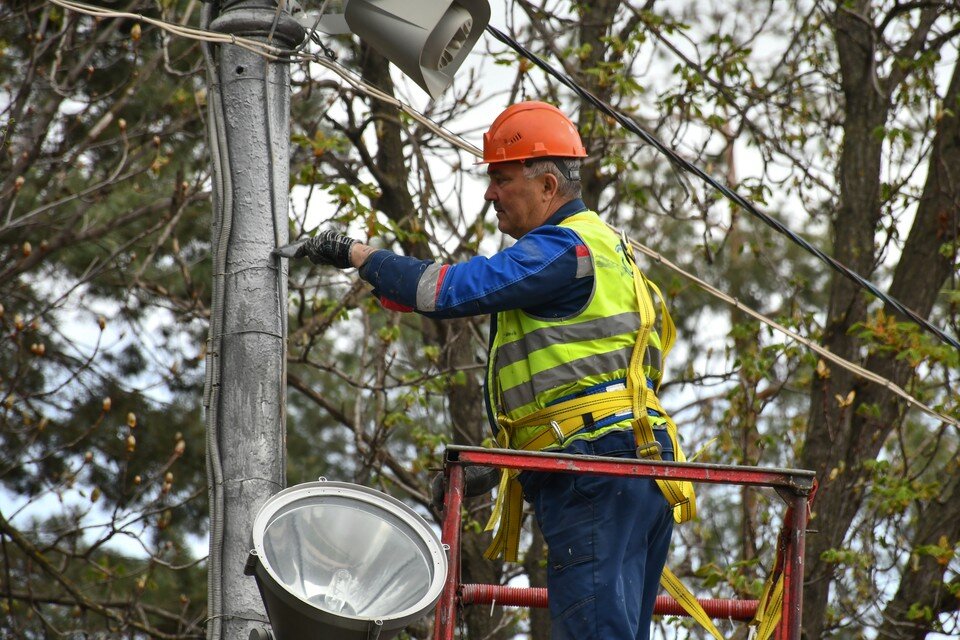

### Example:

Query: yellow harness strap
xmin=660 ymin=567 xmax=725 ymax=640
xmin=502 ymin=389 xmax=632 ymax=450
xmin=623 ymin=237 xmax=695 ymax=524
xmin=482 ymin=383 xmax=683 ymax=561
xmin=750 ymin=570 xmax=784 ymax=640
xmin=482 ymin=429 xmax=522 ymax=561
xmin=484 ymin=471 xmax=525 ymax=562
xmin=660 ymin=564 xmax=784 ymax=640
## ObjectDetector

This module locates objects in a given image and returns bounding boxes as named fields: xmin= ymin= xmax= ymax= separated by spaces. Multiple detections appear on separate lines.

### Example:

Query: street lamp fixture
xmin=247 ymin=480 xmax=448 ymax=640
xmin=302 ymin=0 xmax=491 ymax=99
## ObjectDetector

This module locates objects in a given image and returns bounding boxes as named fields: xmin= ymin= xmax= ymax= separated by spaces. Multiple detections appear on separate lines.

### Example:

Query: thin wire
xmin=485 ymin=24 xmax=960 ymax=353
xmin=50 ymin=0 xmax=958 ymax=429
xmin=199 ymin=2 xmax=229 ymax=636
xmin=309 ymin=56 xmax=482 ymax=157
xmin=294 ymin=0 xmax=333 ymax=54
xmin=52 ymin=0 xmax=288 ymax=58
xmin=624 ymin=232 xmax=959 ymax=429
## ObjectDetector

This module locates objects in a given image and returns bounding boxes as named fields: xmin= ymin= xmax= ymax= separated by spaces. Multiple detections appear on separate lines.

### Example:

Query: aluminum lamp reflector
xmin=343 ymin=0 xmax=490 ymax=99
xmin=248 ymin=480 xmax=447 ymax=640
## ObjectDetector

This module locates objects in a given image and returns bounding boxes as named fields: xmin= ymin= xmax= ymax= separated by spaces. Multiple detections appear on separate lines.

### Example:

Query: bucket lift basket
xmin=433 ymin=445 xmax=816 ymax=640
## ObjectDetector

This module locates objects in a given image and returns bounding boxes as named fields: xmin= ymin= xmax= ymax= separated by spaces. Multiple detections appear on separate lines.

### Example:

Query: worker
xmin=290 ymin=101 xmax=690 ymax=640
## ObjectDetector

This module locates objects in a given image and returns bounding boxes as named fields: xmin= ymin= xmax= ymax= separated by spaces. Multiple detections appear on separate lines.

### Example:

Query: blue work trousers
xmin=519 ymin=428 xmax=674 ymax=640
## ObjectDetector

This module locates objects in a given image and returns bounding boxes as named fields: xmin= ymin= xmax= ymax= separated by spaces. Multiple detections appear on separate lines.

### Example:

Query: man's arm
xmin=291 ymin=226 xmax=593 ymax=318
xmin=359 ymin=226 xmax=593 ymax=318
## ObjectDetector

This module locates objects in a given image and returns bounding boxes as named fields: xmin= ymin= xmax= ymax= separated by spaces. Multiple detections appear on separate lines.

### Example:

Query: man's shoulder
xmin=514 ymin=223 xmax=584 ymax=256
xmin=555 ymin=209 xmax=606 ymax=232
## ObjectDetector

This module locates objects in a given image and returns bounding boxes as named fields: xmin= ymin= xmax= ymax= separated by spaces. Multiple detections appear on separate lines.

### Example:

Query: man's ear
xmin=541 ymin=172 xmax=559 ymax=200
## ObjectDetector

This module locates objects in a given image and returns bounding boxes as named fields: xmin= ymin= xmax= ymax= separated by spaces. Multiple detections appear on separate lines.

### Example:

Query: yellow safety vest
xmin=483 ymin=211 xmax=695 ymax=563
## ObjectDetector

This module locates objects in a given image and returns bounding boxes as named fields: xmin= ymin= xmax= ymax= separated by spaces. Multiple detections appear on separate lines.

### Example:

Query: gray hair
xmin=523 ymin=158 xmax=582 ymax=200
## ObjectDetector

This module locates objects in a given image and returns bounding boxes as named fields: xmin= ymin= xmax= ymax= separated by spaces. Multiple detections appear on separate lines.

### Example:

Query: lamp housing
xmin=300 ymin=0 xmax=490 ymax=99
xmin=247 ymin=480 xmax=447 ymax=640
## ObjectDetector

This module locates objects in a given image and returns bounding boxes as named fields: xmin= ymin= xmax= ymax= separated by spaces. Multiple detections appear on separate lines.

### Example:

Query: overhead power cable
xmin=49 ymin=0 xmax=957 ymax=427
xmin=486 ymin=24 xmax=960 ymax=353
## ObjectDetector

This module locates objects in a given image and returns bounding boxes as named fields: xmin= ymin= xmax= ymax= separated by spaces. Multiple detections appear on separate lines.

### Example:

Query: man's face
xmin=484 ymin=162 xmax=552 ymax=239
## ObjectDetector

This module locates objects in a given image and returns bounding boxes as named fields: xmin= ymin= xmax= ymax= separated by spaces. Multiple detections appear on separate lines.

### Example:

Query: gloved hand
xmin=431 ymin=466 xmax=500 ymax=512
xmin=294 ymin=230 xmax=358 ymax=269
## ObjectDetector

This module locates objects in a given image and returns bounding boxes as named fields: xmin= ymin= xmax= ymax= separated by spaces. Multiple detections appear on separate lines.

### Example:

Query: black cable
xmin=486 ymin=24 xmax=960 ymax=353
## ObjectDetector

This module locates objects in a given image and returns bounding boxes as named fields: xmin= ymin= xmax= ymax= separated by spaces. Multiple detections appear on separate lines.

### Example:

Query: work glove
xmin=294 ymin=229 xmax=358 ymax=269
xmin=431 ymin=466 xmax=500 ymax=512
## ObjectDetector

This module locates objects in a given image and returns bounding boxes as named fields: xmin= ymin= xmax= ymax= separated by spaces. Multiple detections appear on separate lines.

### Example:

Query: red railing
xmin=433 ymin=445 xmax=816 ymax=640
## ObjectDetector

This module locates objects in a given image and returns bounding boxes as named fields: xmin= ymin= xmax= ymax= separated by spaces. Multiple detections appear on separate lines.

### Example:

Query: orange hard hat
xmin=482 ymin=101 xmax=587 ymax=164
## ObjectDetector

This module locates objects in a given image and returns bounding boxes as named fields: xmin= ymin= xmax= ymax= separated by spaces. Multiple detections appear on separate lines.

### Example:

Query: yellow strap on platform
xmin=660 ymin=567 xmax=724 ymax=640
xmin=482 ymin=469 xmax=524 ymax=562
xmin=482 ymin=431 xmax=523 ymax=561
xmin=750 ymin=570 xmax=784 ymax=640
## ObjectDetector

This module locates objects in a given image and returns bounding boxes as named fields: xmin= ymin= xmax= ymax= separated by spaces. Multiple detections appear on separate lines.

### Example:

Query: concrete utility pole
xmin=205 ymin=2 xmax=303 ymax=639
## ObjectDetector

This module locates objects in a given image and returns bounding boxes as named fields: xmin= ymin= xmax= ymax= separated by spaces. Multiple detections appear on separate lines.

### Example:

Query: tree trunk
xmin=801 ymin=4 xmax=890 ymax=637
xmin=801 ymin=6 xmax=959 ymax=638
xmin=575 ymin=0 xmax=622 ymax=210
xmin=875 ymin=55 xmax=960 ymax=640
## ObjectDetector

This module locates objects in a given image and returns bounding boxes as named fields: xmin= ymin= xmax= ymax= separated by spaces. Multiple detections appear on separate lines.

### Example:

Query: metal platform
xmin=433 ymin=445 xmax=816 ymax=640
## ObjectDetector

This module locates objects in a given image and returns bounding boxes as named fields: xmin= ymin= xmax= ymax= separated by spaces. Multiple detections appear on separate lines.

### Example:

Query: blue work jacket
xmin=358 ymin=199 xmax=597 ymax=432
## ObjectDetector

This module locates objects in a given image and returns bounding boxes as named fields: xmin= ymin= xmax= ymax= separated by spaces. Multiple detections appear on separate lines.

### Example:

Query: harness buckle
xmin=549 ymin=421 xmax=565 ymax=445
xmin=636 ymin=440 xmax=662 ymax=459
